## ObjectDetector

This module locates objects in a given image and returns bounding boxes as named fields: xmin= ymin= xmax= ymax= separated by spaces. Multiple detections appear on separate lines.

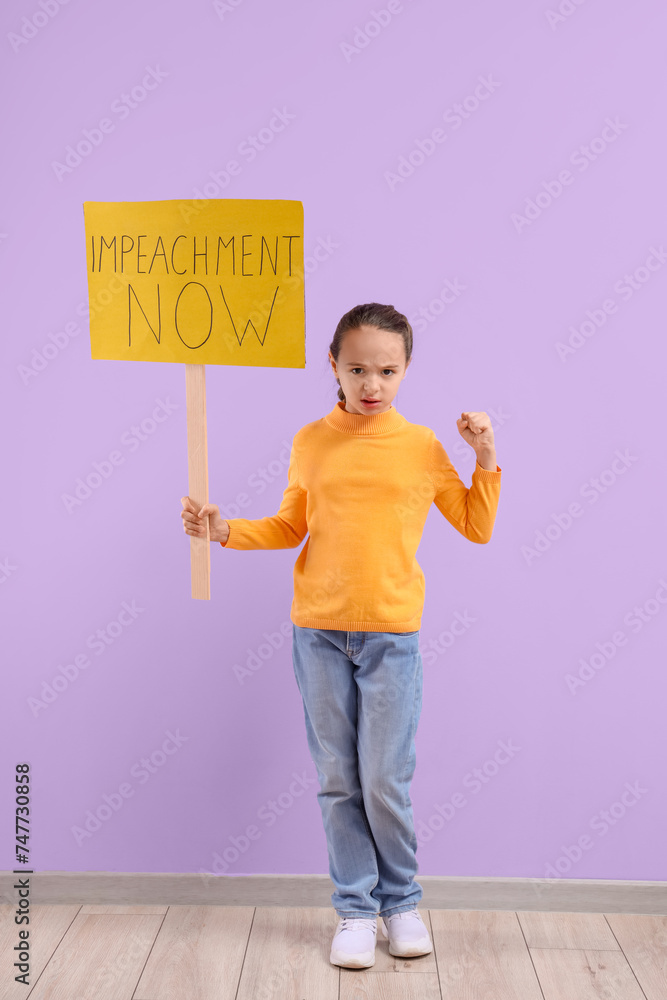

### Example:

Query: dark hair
xmin=328 ymin=303 xmax=413 ymax=403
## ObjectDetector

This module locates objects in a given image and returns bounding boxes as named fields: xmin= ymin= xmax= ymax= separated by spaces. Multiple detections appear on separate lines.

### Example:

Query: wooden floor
xmin=2 ymin=904 xmax=666 ymax=999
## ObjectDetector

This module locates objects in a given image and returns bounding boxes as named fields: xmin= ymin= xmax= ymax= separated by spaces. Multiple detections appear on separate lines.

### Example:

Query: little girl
xmin=181 ymin=302 xmax=502 ymax=969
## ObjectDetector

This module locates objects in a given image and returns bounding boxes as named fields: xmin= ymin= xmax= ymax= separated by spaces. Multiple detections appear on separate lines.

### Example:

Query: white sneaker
xmin=330 ymin=916 xmax=378 ymax=968
xmin=381 ymin=908 xmax=433 ymax=957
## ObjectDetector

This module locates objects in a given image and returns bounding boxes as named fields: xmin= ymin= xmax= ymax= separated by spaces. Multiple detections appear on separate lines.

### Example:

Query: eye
xmin=350 ymin=368 xmax=396 ymax=375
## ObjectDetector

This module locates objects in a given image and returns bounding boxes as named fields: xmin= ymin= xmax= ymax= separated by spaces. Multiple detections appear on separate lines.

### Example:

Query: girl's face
xmin=328 ymin=325 xmax=411 ymax=415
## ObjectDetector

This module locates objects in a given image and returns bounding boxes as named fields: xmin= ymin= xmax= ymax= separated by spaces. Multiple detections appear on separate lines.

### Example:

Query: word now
xmin=71 ymin=730 xmax=189 ymax=846
xmin=203 ymin=771 xmax=319 ymax=873
xmin=556 ymin=246 xmax=667 ymax=361
xmin=340 ymin=0 xmax=410 ymax=62
xmin=565 ymin=578 xmax=667 ymax=694
xmin=27 ymin=601 xmax=145 ymax=717
xmin=51 ymin=66 xmax=168 ymax=181
xmin=521 ymin=448 xmax=638 ymax=566
xmin=543 ymin=781 xmax=648 ymax=877
xmin=8 ymin=0 xmax=71 ymax=54
xmin=120 ymin=282 xmax=289 ymax=354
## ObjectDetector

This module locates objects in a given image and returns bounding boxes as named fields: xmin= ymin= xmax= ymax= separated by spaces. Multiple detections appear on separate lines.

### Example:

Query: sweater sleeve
xmin=220 ymin=441 xmax=308 ymax=550
xmin=429 ymin=434 xmax=502 ymax=544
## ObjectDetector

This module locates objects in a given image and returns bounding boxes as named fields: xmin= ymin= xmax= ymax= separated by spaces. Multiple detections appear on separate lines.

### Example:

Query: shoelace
xmin=385 ymin=909 xmax=422 ymax=925
xmin=339 ymin=917 xmax=377 ymax=932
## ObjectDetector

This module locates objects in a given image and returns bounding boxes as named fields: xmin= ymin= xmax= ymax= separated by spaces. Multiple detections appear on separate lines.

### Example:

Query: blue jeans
xmin=291 ymin=625 xmax=424 ymax=918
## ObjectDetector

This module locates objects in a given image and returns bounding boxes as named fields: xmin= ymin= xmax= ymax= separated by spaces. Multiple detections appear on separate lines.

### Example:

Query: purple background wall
xmin=3 ymin=0 xmax=666 ymax=888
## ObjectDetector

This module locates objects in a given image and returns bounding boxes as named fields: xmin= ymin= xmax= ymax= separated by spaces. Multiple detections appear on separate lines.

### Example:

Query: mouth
xmin=361 ymin=398 xmax=381 ymax=406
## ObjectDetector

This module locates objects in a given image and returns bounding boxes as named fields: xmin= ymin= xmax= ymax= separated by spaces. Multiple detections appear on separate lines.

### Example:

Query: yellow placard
xmin=83 ymin=198 xmax=305 ymax=367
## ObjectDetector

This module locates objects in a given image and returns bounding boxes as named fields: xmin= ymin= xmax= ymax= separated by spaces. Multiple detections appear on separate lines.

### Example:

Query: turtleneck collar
xmin=324 ymin=400 xmax=406 ymax=436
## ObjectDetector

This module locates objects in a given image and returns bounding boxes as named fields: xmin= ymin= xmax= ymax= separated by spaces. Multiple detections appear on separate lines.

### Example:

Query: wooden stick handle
xmin=185 ymin=364 xmax=211 ymax=600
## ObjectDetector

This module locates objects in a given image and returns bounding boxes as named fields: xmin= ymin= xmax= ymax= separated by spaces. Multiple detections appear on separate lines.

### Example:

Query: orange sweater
xmin=221 ymin=401 xmax=502 ymax=632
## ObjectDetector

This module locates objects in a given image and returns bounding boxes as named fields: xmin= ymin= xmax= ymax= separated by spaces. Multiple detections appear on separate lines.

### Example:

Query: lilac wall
xmin=3 ymin=0 xmax=666 ymax=886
